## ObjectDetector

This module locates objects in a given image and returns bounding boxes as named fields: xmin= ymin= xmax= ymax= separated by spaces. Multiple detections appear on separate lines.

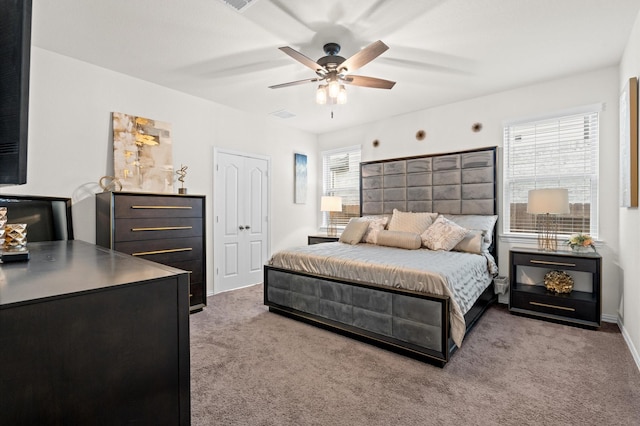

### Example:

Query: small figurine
xmin=176 ymin=165 xmax=188 ymax=194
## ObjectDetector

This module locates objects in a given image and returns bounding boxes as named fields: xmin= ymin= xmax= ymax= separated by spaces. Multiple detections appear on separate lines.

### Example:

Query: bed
xmin=264 ymin=147 xmax=498 ymax=367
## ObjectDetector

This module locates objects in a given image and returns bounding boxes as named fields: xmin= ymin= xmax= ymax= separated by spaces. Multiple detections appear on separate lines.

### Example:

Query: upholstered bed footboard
xmin=264 ymin=265 xmax=452 ymax=365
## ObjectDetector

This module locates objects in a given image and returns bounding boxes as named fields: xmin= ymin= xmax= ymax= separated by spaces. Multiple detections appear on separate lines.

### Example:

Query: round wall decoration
xmin=471 ymin=122 xmax=483 ymax=132
xmin=415 ymin=130 xmax=426 ymax=141
xmin=544 ymin=270 xmax=574 ymax=293
xmin=372 ymin=139 xmax=380 ymax=147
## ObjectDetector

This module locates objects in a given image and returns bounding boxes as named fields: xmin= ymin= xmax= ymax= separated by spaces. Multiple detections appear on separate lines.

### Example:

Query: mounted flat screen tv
xmin=0 ymin=0 xmax=32 ymax=185
xmin=0 ymin=195 xmax=74 ymax=242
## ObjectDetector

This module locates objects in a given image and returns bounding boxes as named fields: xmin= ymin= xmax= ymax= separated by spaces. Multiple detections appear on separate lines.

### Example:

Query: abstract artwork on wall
xmin=619 ymin=77 xmax=638 ymax=207
xmin=294 ymin=153 xmax=307 ymax=204
xmin=112 ymin=112 xmax=173 ymax=193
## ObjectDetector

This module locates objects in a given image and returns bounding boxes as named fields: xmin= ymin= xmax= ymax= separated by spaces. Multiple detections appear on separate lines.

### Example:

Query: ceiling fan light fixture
xmin=337 ymin=85 xmax=347 ymax=104
xmin=316 ymin=85 xmax=327 ymax=104
xmin=328 ymin=79 xmax=340 ymax=99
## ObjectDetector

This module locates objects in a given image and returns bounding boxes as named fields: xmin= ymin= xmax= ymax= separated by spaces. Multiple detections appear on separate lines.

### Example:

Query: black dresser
xmin=0 ymin=240 xmax=190 ymax=425
xmin=96 ymin=191 xmax=206 ymax=312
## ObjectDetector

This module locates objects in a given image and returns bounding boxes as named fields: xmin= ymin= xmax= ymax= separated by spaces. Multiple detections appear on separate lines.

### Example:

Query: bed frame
xmin=264 ymin=147 xmax=497 ymax=367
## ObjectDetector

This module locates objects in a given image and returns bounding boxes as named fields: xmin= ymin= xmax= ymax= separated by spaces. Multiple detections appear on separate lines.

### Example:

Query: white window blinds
xmin=322 ymin=145 xmax=361 ymax=228
xmin=503 ymin=108 xmax=599 ymax=237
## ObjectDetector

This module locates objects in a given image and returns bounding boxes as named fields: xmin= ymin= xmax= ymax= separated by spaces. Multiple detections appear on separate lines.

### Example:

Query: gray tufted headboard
xmin=360 ymin=147 xmax=497 ymax=216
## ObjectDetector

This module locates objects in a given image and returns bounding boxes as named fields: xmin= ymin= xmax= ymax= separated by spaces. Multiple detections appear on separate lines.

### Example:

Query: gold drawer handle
xmin=131 ymin=205 xmax=192 ymax=209
xmin=529 ymin=301 xmax=575 ymax=312
xmin=132 ymin=247 xmax=193 ymax=256
xmin=131 ymin=226 xmax=192 ymax=232
xmin=530 ymin=260 xmax=576 ymax=267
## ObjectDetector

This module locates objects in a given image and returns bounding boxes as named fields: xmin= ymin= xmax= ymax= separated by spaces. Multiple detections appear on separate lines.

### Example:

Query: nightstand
xmin=308 ymin=235 xmax=339 ymax=245
xmin=509 ymin=247 xmax=601 ymax=328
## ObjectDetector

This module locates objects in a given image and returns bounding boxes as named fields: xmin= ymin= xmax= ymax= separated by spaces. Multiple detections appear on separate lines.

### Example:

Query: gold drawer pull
xmin=131 ymin=205 xmax=192 ymax=210
xmin=131 ymin=226 xmax=192 ymax=232
xmin=530 ymin=260 xmax=576 ymax=267
xmin=132 ymin=247 xmax=192 ymax=256
xmin=529 ymin=301 xmax=575 ymax=312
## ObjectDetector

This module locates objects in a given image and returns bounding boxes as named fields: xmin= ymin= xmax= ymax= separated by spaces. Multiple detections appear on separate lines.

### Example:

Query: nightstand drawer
xmin=511 ymin=288 xmax=598 ymax=324
xmin=511 ymin=252 xmax=597 ymax=273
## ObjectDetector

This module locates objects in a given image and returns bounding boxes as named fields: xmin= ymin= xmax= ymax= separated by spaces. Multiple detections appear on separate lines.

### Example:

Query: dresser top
xmin=0 ymin=240 xmax=186 ymax=308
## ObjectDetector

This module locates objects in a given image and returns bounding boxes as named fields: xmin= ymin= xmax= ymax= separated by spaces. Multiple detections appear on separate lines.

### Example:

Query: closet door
xmin=214 ymin=151 xmax=269 ymax=293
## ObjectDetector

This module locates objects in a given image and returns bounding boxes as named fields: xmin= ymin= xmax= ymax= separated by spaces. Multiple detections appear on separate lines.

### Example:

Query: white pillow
xmin=376 ymin=230 xmax=422 ymax=250
xmin=339 ymin=219 xmax=370 ymax=245
xmin=442 ymin=214 xmax=498 ymax=252
xmin=387 ymin=209 xmax=438 ymax=234
xmin=421 ymin=216 xmax=468 ymax=251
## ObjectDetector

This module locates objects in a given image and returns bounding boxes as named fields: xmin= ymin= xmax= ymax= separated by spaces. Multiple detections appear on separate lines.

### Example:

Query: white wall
xmin=619 ymin=10 xmax=640 ymax=365
xmin=319 ymin=66 xmax=622 ymax=321
xmin=1 ymin=47 xmax=319 ymax=295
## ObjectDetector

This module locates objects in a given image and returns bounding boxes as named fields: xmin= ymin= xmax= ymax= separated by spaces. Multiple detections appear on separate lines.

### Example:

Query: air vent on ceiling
xmin=217 ymin=0 xmax=258 ymax=13
xmin=270 ymin=110 xmax=296 ymax=119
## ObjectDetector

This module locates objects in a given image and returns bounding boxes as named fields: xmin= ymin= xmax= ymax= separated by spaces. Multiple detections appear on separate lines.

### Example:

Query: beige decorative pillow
xmin=375 ymin=230 xmax=422 ymax=250
xmin=421 ymin=216 xmax=468 ymax=251
xmin=339 ymin=219 xmax=370 ymax=245
xmin=452 ymin=230 xmax=485 ymax=254
xmin=387 ymin=209 xmax=438 ymax=234
xmin=359 ymin=216 xmax=389 ymax=244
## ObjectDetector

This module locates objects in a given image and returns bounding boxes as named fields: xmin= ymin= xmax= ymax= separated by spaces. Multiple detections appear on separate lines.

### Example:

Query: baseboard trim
xmin=618 ymin=319 xmax=640 ymax=372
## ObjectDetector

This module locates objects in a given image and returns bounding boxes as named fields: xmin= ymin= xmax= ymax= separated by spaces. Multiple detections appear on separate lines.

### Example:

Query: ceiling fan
xmin=268 ymin=40 xmax=395 ymax=104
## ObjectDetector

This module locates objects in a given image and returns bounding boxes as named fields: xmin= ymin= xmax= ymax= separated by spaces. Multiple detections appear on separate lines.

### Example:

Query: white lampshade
xmin=527 ymin=188 xmax=570 ymax=215
xmin=320 ymin=196 xmax=342 ymax=212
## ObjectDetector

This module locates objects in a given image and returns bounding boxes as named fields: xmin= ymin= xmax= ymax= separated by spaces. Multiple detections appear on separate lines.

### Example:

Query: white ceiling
xmin=31 ymin=0 xmax=640 ymax=135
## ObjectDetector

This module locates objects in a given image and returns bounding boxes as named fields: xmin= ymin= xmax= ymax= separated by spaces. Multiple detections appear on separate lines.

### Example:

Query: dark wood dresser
xmin=96 ymin=191 xmax=206 ymax=312
xmin=0 ymin=241 xmax=190 ymax=425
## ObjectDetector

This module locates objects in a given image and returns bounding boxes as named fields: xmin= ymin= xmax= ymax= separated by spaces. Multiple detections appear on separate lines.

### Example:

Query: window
xmin=322 ymin=145 xmax=361 ymax=228
xmin=503 ymin=105 xmax=600 ymax=238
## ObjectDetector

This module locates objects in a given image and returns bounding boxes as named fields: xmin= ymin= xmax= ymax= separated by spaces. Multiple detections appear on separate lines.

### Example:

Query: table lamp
xmin=321 ymin=196 xmax=342 ymax=237
xmin=527 ymin=188 xmax=569 ymax=251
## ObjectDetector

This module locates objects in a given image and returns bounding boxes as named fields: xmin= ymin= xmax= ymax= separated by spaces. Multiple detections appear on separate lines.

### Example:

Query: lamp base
xmin=537 ymin=213 xmax=558 ymax=251
xmin=327 ymin=211 xmax=337 ymax=237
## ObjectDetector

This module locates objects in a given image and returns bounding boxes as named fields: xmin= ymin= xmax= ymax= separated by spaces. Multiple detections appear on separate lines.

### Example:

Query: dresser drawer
xmin=114 ymin=218 xmax=203 ymax=242
xmin=114 ymin=237 xmax=202 ymax=262
xmin=511 ymin=288 xmax=598 ymax=324
xmin=113 ymin=195 xmax=203 ymax=219
xmin=161 ymin=259 xmax=203 ymax=285
xmin=511 ymin=252 xmax=597 ymax=273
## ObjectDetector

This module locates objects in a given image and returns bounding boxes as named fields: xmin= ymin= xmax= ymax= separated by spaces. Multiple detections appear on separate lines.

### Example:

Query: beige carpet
xmin=190 ymin=284 xmax=640 ymax=425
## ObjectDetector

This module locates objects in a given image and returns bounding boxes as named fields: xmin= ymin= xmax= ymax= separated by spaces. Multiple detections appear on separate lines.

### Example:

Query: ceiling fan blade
xmin=279 ymin=46 xmax=326 ymax=74
xmin=343 ymin=75 xmax=395 ymax=89
xmin=338 ymin=40 xmax=389 ymax=74
xmin=269 ymin=77 xmax=320 ymax=89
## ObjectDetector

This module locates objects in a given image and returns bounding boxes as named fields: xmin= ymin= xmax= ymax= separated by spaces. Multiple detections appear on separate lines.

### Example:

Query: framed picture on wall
xmin=294 ymin=153 xmax=307 ymax=204
xmin=619 ymin=76 xmax=638 ymax=208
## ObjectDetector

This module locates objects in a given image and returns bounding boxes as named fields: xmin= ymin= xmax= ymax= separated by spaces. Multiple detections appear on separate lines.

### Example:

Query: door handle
xmin=245 ymin=225 xmax=250 ymax=230
xmin=239 ymin=226 xmax=245 ymax=230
